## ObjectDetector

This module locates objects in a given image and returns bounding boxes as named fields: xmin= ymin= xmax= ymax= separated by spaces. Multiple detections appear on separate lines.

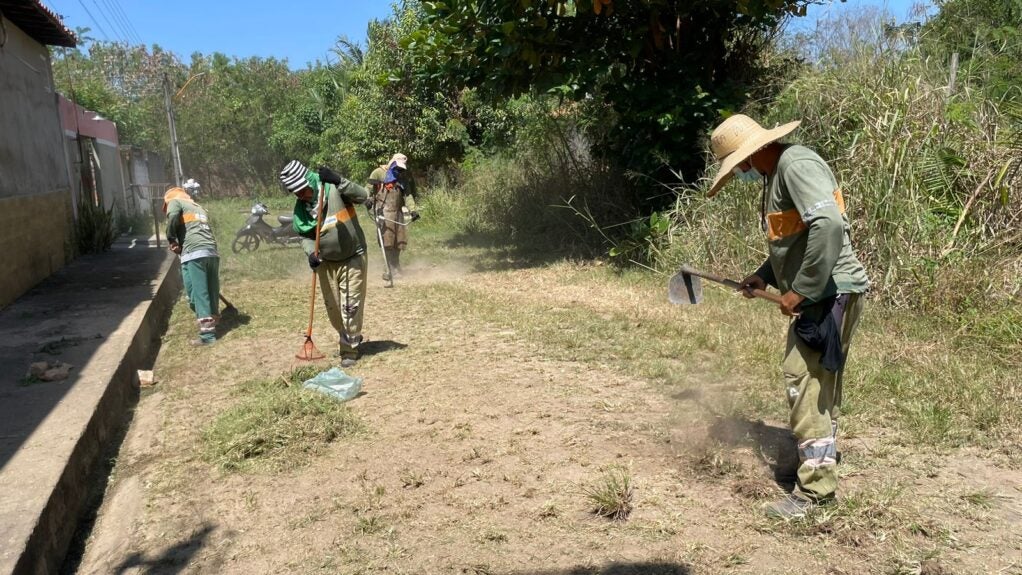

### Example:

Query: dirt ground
xmin=74 ymin=244 xmax=1021 ymax=574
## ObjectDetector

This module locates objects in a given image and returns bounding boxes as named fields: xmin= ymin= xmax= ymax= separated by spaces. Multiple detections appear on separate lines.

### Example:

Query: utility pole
xmin=162 ymin=72 xmax=184 ymax=186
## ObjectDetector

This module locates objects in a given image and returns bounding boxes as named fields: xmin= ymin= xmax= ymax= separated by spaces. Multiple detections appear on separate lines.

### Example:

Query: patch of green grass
xmin=202 ymin=368 xmax=363 ymax=472
xmin=581 ymin=466 xmax=634 ymax=521
xmin=960 ymin=489 xmax=998 ymax=509
xmin=779 ymin=481 xmax=921 ymax=549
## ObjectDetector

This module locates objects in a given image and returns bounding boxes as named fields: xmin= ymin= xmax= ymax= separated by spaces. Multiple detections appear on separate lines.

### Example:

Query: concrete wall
xmin=123 ymin=148 xmax=169 ymax=215
xmin=0 ymin=22 xmax=70 ymax=198
xmin=58 ymin=96 xmax=126 ymax=216
xmin=0 ymin=21 xmax=74 ymax=309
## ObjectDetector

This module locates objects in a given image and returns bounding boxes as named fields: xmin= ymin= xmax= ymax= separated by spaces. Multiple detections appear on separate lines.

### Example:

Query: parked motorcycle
xmin=232 ymin=202 xmax=303 ymax=253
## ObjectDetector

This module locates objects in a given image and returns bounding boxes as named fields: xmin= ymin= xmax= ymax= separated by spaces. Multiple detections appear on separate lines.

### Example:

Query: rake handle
xmin=680 ymin=265 xmax=784 ymax=305
xmin=305 ymin=183 xmax=327 ymax=338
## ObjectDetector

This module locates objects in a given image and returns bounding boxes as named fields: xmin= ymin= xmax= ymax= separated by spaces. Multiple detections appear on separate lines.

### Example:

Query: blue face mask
xmin=732 ymin=166 xmax=762 ymax=184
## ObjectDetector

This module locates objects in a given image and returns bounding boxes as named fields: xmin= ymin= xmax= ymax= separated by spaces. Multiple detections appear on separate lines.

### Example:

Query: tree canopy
xmin=405 ymin=0 xmax=816 ymax=204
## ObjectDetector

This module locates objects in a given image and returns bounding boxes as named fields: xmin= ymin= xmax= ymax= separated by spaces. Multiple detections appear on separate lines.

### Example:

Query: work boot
xmin=340 ymin=357 xmax=357 ymax=368
xmin=763 ymin=492 xmax=833 ymax=520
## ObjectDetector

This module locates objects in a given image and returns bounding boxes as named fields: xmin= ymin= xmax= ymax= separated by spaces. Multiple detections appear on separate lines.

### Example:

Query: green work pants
xmin=182 ymin=257 xmax=220 ymax=342
xmin=784 ymin=292 xmax=865 ymax=500
xmin=318 ymin=253 xmax=367 ymax=356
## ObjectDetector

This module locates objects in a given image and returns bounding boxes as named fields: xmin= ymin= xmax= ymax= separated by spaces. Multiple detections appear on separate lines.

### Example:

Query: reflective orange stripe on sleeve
xmin=335 ymin=205 xmax=356 ymax=224
xmin=321 ymin=205 xmax=357 ymax=230
xmin=766 ymin=189 xmax=845 ymax=242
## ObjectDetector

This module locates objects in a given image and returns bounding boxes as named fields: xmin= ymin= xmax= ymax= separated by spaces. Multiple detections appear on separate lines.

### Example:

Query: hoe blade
xmin=668 ymin=270 xmax=703 ymax=305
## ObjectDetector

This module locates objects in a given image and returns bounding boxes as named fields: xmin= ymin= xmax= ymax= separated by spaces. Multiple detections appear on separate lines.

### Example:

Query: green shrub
xmin=75 ymin=200 xmax=117 ymax=254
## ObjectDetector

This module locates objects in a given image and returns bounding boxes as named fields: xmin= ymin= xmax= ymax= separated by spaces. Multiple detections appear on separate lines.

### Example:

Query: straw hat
xmin=707 ymin=114 xmax=800 ymax=197
xmin=162 ymin=187 xmax=191 ymax=213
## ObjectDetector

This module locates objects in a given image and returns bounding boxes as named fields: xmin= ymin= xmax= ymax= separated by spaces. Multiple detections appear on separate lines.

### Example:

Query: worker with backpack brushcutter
xmin=164 ymin=187 xmax=220 ymax=346
xmin=707 ymin=114 xmax=870 ymax=519
xmin=279 ymin=160 xmax=370 ymax=367
xmin=368 ymin=153 xmax=420 ymax=281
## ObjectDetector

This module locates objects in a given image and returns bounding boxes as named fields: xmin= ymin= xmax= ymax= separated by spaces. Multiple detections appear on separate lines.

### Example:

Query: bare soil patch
xmin=76 ymin=255 xmax=1022 ymax=574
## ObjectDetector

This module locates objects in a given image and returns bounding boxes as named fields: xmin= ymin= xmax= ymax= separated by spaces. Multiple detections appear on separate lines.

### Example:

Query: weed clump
xmin=202 ymin=367 xmax=363 ymax=472
xmin=582 ymin=467 xmax=634 ymax=521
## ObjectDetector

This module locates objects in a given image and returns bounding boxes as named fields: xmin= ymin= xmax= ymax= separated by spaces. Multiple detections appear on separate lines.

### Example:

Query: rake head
xmin=295 ymin=336 xmax=326 ymax=361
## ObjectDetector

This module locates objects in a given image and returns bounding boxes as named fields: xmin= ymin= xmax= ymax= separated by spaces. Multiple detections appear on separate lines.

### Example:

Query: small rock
xmin=41 ymin=362 xmax=73 ymax=381
xmin=137 ymin=370 xmax=156 ymax=387
xmin=27 ymin=362 xmax=49 ymax=378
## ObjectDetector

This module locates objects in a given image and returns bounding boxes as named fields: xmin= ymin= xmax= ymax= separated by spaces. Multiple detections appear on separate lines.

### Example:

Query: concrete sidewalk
xmin=0 ymin=236 xmax=179 ymax=575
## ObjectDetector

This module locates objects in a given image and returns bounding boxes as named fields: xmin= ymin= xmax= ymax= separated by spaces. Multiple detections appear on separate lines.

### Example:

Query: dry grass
xmin=201 ymin=367 xmax=363 ymax=472
xmin=581 ymin=467 xmax=634 ymax=520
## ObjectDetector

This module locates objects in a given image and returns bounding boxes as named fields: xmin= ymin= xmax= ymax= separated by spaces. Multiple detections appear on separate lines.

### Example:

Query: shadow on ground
xmin=216 ymin=305 xmax=251 ymax=338
xmin=442 ymin=230 xmax=599 ymax=273
xmin=359 ymin=339 xmax=408 ymax=357
xmin=113 ymin=523 xmax=215 ymax=575
xmin=672 ymin=388 xmax=797 ymax=489
xmin=509 ymin=561 xmax=691 ymax=575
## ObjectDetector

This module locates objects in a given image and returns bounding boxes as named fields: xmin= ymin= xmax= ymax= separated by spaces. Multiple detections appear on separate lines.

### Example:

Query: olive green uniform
xmin=293 ymin=171 xmax=369 ymax=357
xmin=165 ymin=198 xmax=220 ymax=343
xmin=754 ymin=145 xmax=870 ymax=501
xmin=368 ymin=165 xmax=416 ymax=276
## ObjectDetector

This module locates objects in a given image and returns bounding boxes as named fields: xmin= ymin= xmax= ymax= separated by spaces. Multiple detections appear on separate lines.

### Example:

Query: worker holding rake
xmin=707 ymin=114 xmax=870 ymax=519
xmin=280 ymin=160 xmax=369 ymax=367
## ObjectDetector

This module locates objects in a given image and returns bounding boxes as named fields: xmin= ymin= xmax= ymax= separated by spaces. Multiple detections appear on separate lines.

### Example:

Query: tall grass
xmin=420 ymin=100 xmax=639 ymax=256
xmin=661 ymin=11 xmax=1020 ymax=354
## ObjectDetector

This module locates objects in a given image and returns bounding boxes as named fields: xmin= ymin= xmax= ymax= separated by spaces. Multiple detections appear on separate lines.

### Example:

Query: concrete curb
xmin=0 ymin=248 xmax=180 ymax=575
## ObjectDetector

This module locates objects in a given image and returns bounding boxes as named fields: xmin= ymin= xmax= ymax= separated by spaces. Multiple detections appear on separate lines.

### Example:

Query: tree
xmin=406 ymin=0 xmax=815 ymax=207
xmin=175 ymin=53 xmax=294 ymax=193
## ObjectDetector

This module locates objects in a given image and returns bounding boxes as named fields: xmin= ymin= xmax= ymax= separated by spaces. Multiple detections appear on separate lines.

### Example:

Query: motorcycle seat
xmin=277 ymin=215 xmax=294 ymax=225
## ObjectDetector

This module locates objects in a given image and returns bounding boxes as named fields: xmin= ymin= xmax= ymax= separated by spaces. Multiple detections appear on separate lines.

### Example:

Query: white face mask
xmin=732 ymin=166 xmax=762 ymax=183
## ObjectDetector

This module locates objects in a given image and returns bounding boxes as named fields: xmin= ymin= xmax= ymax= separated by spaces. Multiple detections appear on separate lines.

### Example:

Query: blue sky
xmin=46 ymin=0 xmax=930 ymax=69
xmin=46 ymin=0 xmax=395 ymax=69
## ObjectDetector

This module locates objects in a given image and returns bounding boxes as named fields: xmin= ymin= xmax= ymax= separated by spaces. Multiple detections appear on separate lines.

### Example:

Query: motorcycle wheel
xmin=232 ymin=232 xmax=261 ymax=254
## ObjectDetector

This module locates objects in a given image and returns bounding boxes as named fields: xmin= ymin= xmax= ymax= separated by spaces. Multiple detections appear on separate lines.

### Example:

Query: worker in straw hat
xmin=708 ymin=114 xmax=870 ymax=519
xmin=163 ymin=187 xmax=220 ymax=346
xmin=279 ymin=160 xmax=370 ymax=367
xmin=368 ymin=153 xmax=420 ymax=281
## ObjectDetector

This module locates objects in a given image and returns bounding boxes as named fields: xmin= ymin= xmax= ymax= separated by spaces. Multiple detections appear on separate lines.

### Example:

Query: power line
xmin=96 ymin=0 xmax=131 ymax=43
xmin=108 ymin=0 xmax=144 ymax=45
xmin=101 ymin=0 xmax=141 ymax=44
xmin=76 ymin=0 xmax=110 ymax=41
xmin=90 ymin=0 xmax=126 ymax=43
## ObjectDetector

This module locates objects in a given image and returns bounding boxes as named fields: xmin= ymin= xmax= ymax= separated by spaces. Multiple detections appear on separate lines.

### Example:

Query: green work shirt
xmin=292 ymin=170 xmax=369 ymax=262
xmin=165 ymin=198 xmax=217 ymax=260
xmin=754 ymin=145 xmax=870 ymax=302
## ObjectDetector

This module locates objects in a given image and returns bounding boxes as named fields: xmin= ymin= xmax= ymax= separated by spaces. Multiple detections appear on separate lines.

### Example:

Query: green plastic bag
xmin=302 ymin=367 xmax=363 ymax=402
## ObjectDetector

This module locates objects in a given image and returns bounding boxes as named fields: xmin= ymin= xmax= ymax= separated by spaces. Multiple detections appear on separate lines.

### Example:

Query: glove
xmin=317 ymin=166 xmax=344 ymax=186
xmin=308 ymin=253 xmax=322 ymax=269
xmin=410 ymin=211 xmax=421 ymax=222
